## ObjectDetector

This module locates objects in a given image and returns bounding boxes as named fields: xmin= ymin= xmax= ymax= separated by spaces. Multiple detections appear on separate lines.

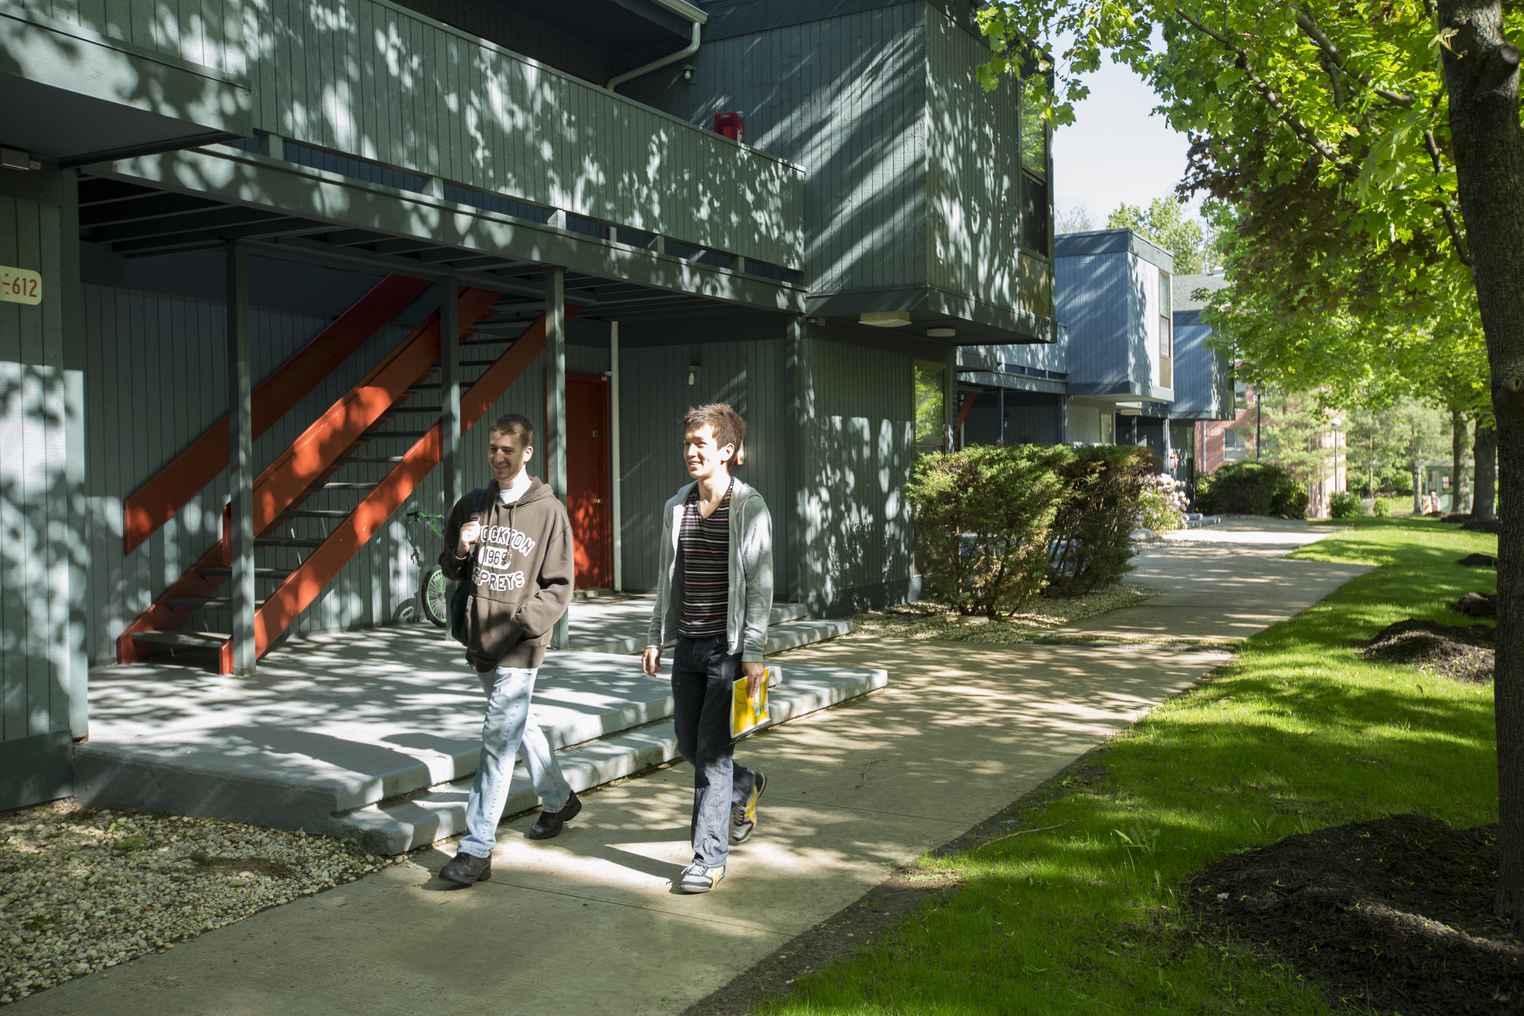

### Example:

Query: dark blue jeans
xmin=671 ymin=636 xmax=759 ymax=867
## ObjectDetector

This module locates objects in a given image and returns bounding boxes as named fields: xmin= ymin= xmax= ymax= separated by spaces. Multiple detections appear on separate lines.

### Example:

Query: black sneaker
xmin=730 ymin=771 xmax=766 ymax=845
xmin=439 ymin=851 xmax=492 ymax=885
xmin=526 ymin=791 xmax=582 ymax=840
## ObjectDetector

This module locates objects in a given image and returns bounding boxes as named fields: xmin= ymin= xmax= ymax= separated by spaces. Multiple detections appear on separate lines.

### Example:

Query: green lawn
xmin=764 ymin=517 xmax=1498 ymax=1016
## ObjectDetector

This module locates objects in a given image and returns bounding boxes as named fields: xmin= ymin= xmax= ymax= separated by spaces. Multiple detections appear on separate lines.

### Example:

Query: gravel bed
xmin=0 ymin=799 xmax=398 ymax=1004
xmin=846 ymin=584 xmax=1160 ymax=644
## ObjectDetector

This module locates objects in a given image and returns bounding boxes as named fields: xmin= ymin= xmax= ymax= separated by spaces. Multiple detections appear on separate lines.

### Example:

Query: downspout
xmin=607 ymin=18 xmax=702 ymax=92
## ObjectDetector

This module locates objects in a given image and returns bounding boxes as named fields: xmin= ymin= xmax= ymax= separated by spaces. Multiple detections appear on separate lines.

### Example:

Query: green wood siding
xmin=924 ymin=4 xmax=1048 ymax=322
xmin=0 ymin=171 xmax=81 ymax=773
xmin=624 ymin=2 xmax=928 ymax=296
xmin=795 ymin=332 xmax=914 ymax=616
xmin=5 ymin=0 xmax=246 ymax=73
xmin=237 ymin=0 xmax=802 ymax=270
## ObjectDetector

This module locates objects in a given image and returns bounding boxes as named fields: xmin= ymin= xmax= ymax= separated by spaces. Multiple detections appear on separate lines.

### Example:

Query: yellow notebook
xmin=730 ymin=667 xmax=775 ymax=739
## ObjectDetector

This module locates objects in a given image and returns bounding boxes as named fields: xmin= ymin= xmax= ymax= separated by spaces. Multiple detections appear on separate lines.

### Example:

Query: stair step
xmin=382 ymin=407 xmax=444 ymax=415
xmin=333 ymin=662 xmax=888 ymax=854
xmin=458 ymin=359 xmax=499 ymax=367
xmin=336 ymin=456 xmax=408 ymax=464
xmin=165 ymin=597 xmax=267 ymax=610
xmin=279 ymin=509 xmax=352 ymax=519
xmin=304 ymin=482 xmax=377 ymax=491
xmin=254 ymin=537 xmax=328 ymax=548
xmin=362 ymin=431 xmax=430 ymax=439
xmin=130 ymin=631 xmax=229 ymax=647
xmin=197 ymin=566 xmax=293 ymax=579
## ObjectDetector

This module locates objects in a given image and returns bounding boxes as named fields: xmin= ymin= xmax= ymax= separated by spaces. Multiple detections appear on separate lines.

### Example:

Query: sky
xmin=1050 ymin=58 xmax=1201 ymax=230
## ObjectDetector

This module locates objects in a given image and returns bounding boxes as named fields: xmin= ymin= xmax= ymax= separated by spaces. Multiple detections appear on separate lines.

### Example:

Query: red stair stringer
xmin=237 ymin=306 xmax=578 ymax=671
xmin=116 ymin=288 xmax=502 ymax=665
xmin=123 ymin=274 xmax=432 ymax=555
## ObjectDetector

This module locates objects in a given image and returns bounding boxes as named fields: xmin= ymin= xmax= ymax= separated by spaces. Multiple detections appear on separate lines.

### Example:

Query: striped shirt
xmin=677 ymin=479 xmax=733 ymax=639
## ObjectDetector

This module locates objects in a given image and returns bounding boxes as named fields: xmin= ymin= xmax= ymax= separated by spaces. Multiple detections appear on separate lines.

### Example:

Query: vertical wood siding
xmin=616 ymin=338 xmax=787 ymax=595
xmin=924 ymin=5 xmax=1028 ymax=323
xmin=795 ymin=333 xmax=914 ymax=616
xmin=7 ymin=0 xmax=246 ymax=74
xmin=80 ymin=285 xmax=606 ymax=663
xmin=624 ymin=3 xmax=928 ymax=294
xmin=1055 ymin=251 xmax=1144 ymax=389
xmin=233 ymin=0 xmax=801 ymax=269
xmin=0 ymin=190 xmax=72 ymax=744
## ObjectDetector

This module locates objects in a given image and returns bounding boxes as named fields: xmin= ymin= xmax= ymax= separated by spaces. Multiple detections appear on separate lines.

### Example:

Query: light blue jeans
xmin=458 ymin=665 xmax=573 ymax=857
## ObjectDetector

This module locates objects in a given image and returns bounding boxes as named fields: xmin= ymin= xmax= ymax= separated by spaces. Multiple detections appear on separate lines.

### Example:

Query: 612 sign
xmin=1 ymin=266 xmax=42 ymax=306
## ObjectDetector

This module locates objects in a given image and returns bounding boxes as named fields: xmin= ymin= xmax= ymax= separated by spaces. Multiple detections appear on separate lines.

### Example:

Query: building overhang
xmin=0 ymin=6 xmax=250 ymax=167
xmin=1067 ymin=381 xmax=1174 ymax=403
xmin=954 ymin=370 xmax=1065 ymax=396
xmin=806 ymin=285 xmax=1058 ymax=346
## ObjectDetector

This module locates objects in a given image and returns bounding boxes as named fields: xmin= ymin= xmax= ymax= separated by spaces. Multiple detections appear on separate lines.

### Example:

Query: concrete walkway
xmin=16 ymin=520 xmax=1369 ymax=1016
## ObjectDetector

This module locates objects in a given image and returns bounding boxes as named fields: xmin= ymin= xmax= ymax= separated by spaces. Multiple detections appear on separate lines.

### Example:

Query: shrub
xmin=1047 ymin=445 xmax=1152 ymax=596
xmin=1136 ymin=472 xmax=1189 ymax=532
xmin=1328 ymin=492 xmax=1362 ymax=519
xmin=904 ymin=445 xmax=1065 ymax=617
xmin=1370 ymin=497 xmax=1392 ymax=517
xmin=1195 ymin=462 xmax=1309 ymax=519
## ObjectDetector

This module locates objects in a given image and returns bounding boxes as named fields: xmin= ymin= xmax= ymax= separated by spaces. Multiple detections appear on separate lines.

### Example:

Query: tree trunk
xmin=1453 ymin=408 xmax=1467 ymax=512
xmin=1439 ymin=0 xmax=1524 ymax=931
xmin=1475 ymin=420 xmax=1499 ymax=523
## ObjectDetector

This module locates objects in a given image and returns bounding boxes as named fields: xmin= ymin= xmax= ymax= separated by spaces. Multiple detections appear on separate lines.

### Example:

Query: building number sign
xmin=0 ymin=265 xmax=41 ymax=306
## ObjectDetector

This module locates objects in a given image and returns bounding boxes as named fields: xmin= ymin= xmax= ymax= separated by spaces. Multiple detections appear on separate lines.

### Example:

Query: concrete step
xmin=76 ymin=636 xmax=880 ymax=855
xmin=565 ymin=601 xmax=814 ymax=655
xmin=336 ymin=661 xmax=888 ymax=854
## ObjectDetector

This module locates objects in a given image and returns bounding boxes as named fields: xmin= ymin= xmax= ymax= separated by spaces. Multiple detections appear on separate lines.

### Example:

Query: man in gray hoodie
xmin=643 ymin=403 xmax=773 ymax=894
xmin=436 ymin=412 xmax=581 ymax=886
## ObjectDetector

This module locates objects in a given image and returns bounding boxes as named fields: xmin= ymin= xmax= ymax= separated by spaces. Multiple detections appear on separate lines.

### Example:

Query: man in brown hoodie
xmin=436 ymin=412 xmax=581 ymax=886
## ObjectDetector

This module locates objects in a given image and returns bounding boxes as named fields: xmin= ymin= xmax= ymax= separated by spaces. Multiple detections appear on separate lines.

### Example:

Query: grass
xmin=762 ymin=516 xmax=1498 ymax=1016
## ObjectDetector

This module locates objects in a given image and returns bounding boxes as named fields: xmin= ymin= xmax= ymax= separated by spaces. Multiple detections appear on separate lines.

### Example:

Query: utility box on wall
xmin=714 ymin=110 xmax=744 ymax=143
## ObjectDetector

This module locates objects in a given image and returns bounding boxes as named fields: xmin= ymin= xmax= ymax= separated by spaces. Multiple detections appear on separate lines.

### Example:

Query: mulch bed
xmin=1185 ymin=814 xmax=1522 ymax=1015
xmin=1360 ymin=619 xmax=1494 ymax=683
xmin=1452 ymin=593 xmax=1497 ymax=618
xmin=1458 ymin=554 xmax=1498 ymax=569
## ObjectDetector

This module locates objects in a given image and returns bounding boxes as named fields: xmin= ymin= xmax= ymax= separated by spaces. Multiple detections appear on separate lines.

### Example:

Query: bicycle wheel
xmin=420 ymin=565 xmax=449 ymax=628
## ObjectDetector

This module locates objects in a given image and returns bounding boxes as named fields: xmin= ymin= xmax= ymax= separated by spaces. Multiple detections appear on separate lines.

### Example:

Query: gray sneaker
xmin=679 ymin=860 xmax=725 ymax=893
xmin=730 ymin=770 xmax=766 ymax=845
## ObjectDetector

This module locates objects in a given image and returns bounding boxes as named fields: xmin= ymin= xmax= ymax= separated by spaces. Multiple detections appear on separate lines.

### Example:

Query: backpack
xmin=448 ymin=487 xmax=487 ymax=644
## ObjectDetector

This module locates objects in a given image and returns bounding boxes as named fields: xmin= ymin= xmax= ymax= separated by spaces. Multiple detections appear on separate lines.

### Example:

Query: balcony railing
xmin=240 ymin=0 xmax=803 ymax=272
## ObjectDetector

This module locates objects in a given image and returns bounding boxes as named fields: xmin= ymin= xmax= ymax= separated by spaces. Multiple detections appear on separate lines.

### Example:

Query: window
xmin=1021 ymin=174 xmax=1049 ymax=255
xmin=1234 ymin=381 xmax=1248 ymax=411
xmin=1158 ymin=270 xmax=1173 ymax=389
xmin=1223 ymin=426 xmax=1248 ymax=462
xmin=914 ymin=361 xmax=947 ymax=454
xmin=1100 ymin=412 xmax=1115 ymax=445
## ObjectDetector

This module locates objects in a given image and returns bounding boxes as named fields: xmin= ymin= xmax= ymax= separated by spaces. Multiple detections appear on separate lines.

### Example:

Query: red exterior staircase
xmin=122 ymin=274 xmax=431 ymax=555
xmin=117 ymin=289 xmax=569 ymax=669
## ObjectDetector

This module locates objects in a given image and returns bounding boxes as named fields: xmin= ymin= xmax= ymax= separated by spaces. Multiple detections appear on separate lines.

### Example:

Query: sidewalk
xmin=14 ymin=520 xmax=1368 ymax=1016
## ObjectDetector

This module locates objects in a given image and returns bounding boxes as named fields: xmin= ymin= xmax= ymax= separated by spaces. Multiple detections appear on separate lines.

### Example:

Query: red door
xmin=565 ymin=373 xmax=612 ymax=589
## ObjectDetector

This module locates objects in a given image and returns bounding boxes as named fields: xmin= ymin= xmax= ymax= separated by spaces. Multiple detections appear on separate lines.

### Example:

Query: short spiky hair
xmin=489 ymin=412 xmax=535 ymax=445
xmin=682 ymin=403 xmax=745 ymax=459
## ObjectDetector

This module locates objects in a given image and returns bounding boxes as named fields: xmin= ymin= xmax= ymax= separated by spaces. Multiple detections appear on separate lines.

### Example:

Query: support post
xmin=226 ymin=241 xmax=256 ymax=676
xmin=609 ymin=320 xmax=623 ymax=592
xmin=440 ymin=279 xmax=462 ymax=511
xmin=546 ymin=268 xmax=570 ymax=648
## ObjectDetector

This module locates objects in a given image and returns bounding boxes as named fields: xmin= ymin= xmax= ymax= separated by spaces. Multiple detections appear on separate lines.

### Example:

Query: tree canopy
xmin=1104 ymin=195 xmax=1212 ymax=273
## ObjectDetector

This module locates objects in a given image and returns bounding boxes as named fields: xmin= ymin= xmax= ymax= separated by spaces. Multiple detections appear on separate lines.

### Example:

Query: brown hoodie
xmin=438 ymin=477 xmax=574 ymax=671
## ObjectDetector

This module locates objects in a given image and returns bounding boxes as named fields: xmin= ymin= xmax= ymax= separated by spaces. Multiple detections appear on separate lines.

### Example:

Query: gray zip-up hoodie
xmin=645 ymin=478 xmax=773 ymax=663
